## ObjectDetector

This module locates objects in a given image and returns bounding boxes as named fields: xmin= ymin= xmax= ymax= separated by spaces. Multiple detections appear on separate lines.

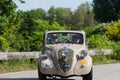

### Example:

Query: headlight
xmin=79 ymin=50 xmax=87 ymax=58
xmin=41 ymin=48 xmax=53 ymax=68
xmin=41 ymin=58 xmax=53 ymax=68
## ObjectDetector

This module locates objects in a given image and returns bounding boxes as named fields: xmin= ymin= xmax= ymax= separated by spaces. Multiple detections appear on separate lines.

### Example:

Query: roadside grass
xmin=0 ymin=53 xmax=120 ymax=74
xmin=0 ymin=59 xmax=38 ymax=74
xmin=92 ymin=53 xmax=120 ymax=65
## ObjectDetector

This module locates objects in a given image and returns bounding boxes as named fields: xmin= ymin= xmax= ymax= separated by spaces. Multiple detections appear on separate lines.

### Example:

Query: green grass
xmin=92 ymin=54 xmax=120 ymax=65
xmin=0 ymin=59 xmax=38 ymax=74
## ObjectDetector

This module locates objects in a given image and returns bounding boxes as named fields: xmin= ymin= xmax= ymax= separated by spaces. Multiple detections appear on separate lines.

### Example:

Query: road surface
xmin=0 ymin=63 xmax=120 ymax=80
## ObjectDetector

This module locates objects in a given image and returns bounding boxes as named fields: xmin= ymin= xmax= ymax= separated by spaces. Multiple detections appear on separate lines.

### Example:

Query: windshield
xmin=46 ymin=32 xmax=84 ymax=44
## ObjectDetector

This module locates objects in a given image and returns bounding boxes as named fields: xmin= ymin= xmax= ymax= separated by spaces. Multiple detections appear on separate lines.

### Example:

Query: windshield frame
xmin=45 ymin=31 xmax=84 ymax=45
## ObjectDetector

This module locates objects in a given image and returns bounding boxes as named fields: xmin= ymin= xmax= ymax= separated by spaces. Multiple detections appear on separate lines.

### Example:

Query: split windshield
xmin=47 ymin=32 xmax=84 ymax=44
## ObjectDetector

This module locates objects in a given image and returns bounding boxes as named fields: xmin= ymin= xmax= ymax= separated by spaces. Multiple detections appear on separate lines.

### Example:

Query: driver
xmin=72 ymin=34 xmax=80 ymax=43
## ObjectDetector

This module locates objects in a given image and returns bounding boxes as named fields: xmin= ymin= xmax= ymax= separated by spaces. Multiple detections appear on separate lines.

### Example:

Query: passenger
xmin=50 ymin=34 xmax=58 ymax=44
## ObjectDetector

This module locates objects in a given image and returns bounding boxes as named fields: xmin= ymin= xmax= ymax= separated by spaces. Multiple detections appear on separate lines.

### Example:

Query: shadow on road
xmin=0 ymin=78 xmax=75 ymax=80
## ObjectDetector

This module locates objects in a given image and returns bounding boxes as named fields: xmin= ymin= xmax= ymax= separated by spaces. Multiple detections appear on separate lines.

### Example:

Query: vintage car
xmin=38 ymin=30 xmax=92 ymax=80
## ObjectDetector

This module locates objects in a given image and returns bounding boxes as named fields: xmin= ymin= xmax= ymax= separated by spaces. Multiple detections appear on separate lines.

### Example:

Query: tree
xmin=0 ymin=0 xmax=23 ymax=51
xmin=18 ymin=8 xmax=46 ymax=39
xmin=19 ymin=20 xmax=65 ymax=51
xmin=47 ymin=6 xmax=56 ymax=24
xmin=47 ymin=6 xmax=72 ymax=28
xmin=72 ymin=2 xmax=95 ymax=30
xmin=84 ymin=2 xmax=96 ymax=27
xmin=72 ymin=4 xmax=86 ymax=30
xmin=93 ymin=0 xmax=120 ymax=22
xmin=55 ymin=7 xmax=72 ymax=27
xmin=24 ymin=8 xmax=46 ymax=20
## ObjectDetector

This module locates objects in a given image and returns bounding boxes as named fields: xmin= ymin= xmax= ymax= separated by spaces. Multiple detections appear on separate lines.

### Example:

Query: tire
xmin=83 ymin=68 xmax=93 ymax=80
xmin=38 ymin=65 xmax=47 ymax=80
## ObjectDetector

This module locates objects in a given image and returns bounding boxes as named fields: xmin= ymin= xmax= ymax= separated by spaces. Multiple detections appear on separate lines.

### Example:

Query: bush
xmin=89 ymin=35 xmax=116 ymax=49
xmin=91 ymin=22 xmax=115 ymax=35
xmin=106 ymin=20 xmax=120 ymax=41
xmin=84 ymin=27 xmax=95 ymax=37
xmin=0 ymin=36 xmax=9 ymax=51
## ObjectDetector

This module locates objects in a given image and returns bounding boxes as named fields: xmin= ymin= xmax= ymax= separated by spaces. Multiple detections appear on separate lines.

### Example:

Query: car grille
xmin=58 ymin=47 xmax=73 ymax=72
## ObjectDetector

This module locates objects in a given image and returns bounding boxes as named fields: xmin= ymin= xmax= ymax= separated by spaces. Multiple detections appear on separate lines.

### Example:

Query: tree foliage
xmin=0 ymin=0 xmax=17 ymax=16
xmin=85 ymin=21 xmax=118 ymax=50
xmin=55 ymin=8 xmax=72 ymax=27
xmin=47 ymin=6 xmax=56 ymax=24
xmin=47 ymin=2 xmax=96 ymax=30
xmin=3 ymin=0 xmax=119 ymax=51
xmin=93 ymin=0 xmax=120 ymax=22
xmin=0 ymin=36 xmax=9 ymax=51
xmin=0 ymin=0 xmax=22 ymax=51
xmin=72 ymin=2 xmax=95 ymax=30
xmin=18 ymin=19 xmax=65 ymax=51
xmin=91 ymin=22 xmax=115 ymax=35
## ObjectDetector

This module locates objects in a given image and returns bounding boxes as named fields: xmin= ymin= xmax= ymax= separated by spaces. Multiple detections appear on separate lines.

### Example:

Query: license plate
xmin=60 ymin=64 xmax=71 ymax=68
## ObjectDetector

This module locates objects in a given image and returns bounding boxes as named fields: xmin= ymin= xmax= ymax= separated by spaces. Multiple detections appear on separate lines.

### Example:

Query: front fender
xmin=73 ymin=55 xmax=92 ymax=75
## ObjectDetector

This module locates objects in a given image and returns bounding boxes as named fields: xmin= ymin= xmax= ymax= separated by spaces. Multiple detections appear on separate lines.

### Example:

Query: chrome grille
xmin=58 ymin=47 xmax=73 ymax=72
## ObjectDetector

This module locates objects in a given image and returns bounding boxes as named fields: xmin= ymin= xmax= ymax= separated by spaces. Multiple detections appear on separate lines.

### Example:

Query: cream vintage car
xmin=38 ymin=30 xmax=92 ymax=80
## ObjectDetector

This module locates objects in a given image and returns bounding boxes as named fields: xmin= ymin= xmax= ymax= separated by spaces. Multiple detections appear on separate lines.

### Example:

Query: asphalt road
xmin=0 ymin=63 xmax=120 ymax=80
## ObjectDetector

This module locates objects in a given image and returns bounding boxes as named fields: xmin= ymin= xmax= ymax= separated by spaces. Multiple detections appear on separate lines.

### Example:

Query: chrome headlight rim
xmin=79 ymin=50 xmax=88 ymax=58
xmin=44 ymin=47 xmax=52 ymax=55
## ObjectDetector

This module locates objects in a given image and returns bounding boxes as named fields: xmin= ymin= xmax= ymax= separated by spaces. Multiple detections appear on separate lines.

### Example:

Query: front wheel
xmin=38 ymin=65 xmax=47 ymax=80
xmin=82 ymin=68 xmax=93 ymax=80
